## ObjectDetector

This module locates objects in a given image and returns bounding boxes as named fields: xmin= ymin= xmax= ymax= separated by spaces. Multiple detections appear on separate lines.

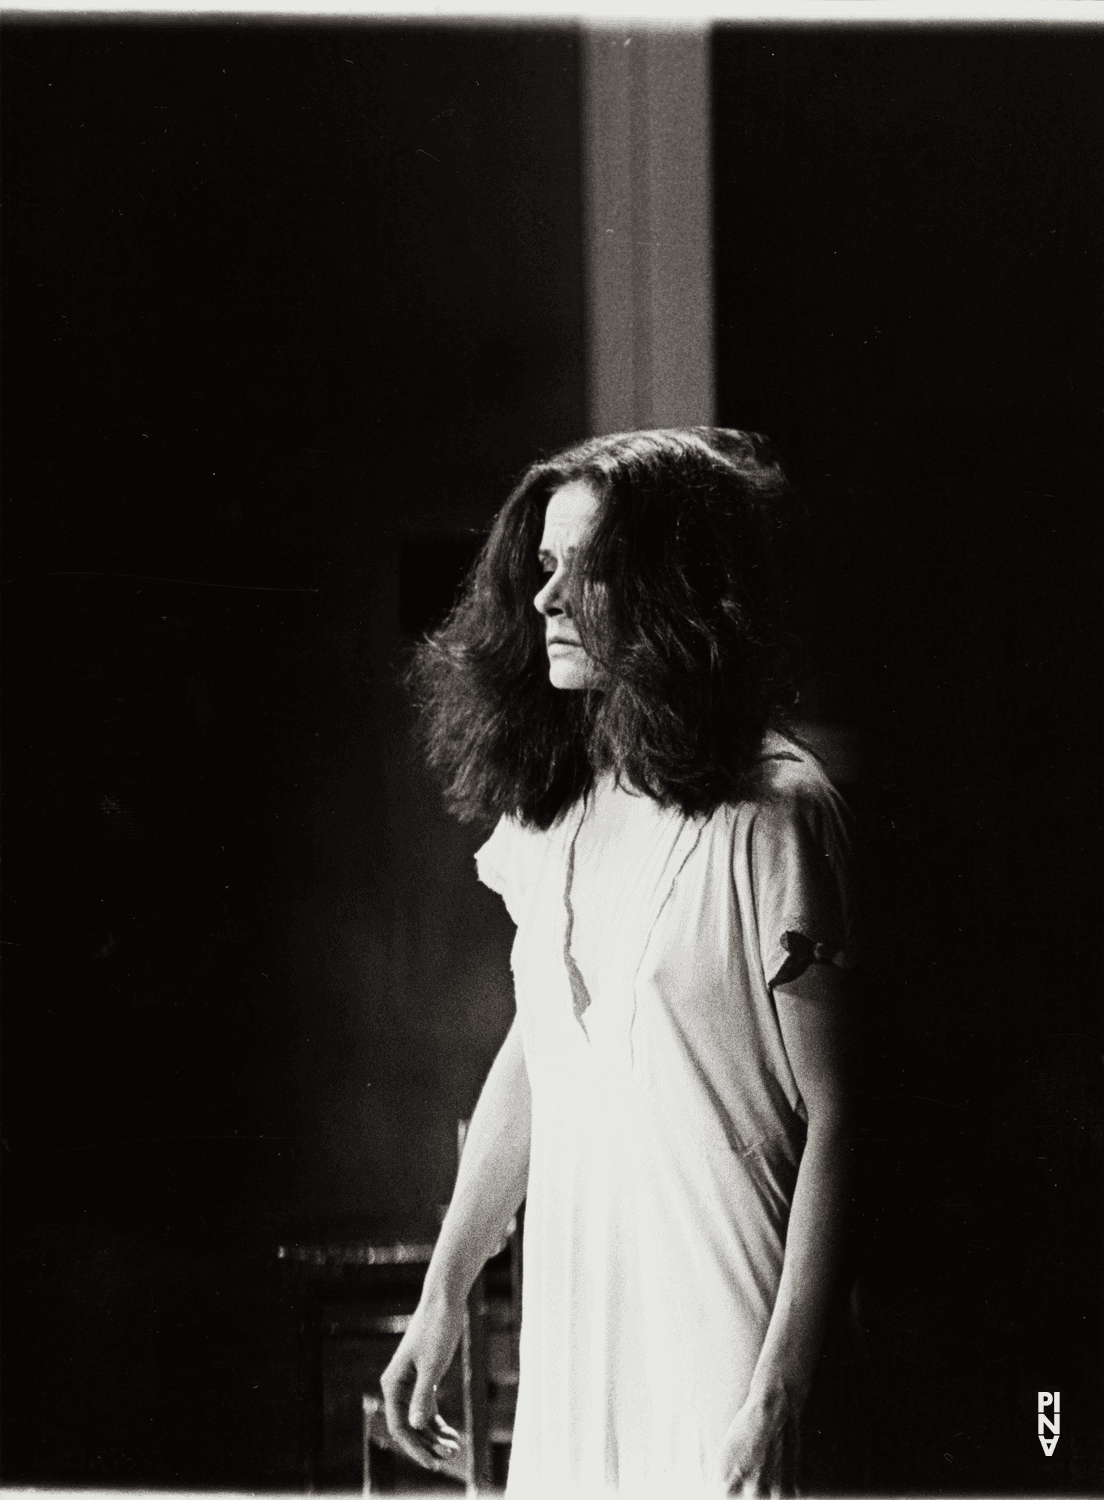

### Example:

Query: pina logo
xmin=1038 ymin=1391 xmax=1060 ymax=1456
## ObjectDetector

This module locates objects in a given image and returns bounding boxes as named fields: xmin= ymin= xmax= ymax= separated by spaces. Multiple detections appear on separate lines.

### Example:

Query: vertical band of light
xmin=581 ymin=25 xmax=715 ymax=436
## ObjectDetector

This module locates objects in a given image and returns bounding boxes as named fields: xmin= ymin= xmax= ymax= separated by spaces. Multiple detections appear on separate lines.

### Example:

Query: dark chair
xmin=361 ymin=1120 xmax=522 ymax=1494
xmin=277 ymin=1233 xmax=439 ymax=1489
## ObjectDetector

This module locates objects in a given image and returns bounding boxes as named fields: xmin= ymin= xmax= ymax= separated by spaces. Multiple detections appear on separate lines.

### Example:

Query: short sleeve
xmin=750 ymin=785 xmax=856 ymax=989
xmin=474 ymin=815 xmax=529 ymax=925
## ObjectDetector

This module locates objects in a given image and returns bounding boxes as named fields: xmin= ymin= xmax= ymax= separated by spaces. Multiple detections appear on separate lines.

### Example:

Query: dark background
xmin=2 ymin=19 xmax=1101 ymax=1493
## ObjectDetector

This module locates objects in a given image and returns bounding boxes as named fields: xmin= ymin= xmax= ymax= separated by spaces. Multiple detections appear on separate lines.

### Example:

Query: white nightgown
xmin=474 ymin=731 xmax=855 ymax=1498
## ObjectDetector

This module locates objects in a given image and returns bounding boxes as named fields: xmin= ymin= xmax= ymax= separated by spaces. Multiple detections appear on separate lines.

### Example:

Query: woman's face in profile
xmin=534 ymin=480 xmax=604 ymax=691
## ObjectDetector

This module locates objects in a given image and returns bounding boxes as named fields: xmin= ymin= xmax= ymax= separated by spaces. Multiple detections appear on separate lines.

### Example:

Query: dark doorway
xmin=714 ymin=26 xmax=1102 ymax=1494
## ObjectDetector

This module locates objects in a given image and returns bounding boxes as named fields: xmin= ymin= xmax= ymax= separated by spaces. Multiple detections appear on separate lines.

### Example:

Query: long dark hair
xmin=407 ymin=427 xmax=799 ymax=829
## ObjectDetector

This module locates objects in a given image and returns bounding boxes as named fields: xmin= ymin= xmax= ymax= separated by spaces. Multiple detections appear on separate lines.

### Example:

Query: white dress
xmin=475 ymin=732 xmax=855 ymax=1498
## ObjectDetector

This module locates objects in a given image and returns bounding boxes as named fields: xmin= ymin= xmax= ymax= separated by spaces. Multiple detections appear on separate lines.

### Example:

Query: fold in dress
xmin=475 ymin=732 xmax=855 ymax=1498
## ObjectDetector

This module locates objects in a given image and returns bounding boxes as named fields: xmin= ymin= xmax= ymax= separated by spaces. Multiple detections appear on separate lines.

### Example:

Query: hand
xmin=379 ymin=1292 xmax=465 ymax=1471
xmin=708 ymin=1386 xmax=793 ymax=1496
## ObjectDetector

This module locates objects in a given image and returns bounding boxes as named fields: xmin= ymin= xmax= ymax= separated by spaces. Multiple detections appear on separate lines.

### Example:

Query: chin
xmin=548 ymin=662 xmax=602 ymax=691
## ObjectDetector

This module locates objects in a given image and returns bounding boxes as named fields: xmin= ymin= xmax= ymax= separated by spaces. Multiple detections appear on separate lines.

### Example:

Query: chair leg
xmin=362 ymin=1395 xmax=381 ymax=1495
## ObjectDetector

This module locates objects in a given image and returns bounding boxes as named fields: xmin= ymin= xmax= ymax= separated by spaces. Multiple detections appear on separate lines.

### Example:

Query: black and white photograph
xmin=1 ymin=2 xmax=1101 ymax=1495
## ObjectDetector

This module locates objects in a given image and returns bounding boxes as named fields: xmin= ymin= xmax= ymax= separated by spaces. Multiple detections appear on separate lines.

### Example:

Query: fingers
xmin=429 ymin=1411 xmax=462 ymax=1454
xmin=380 ymin=1361 xmax=461 ymax=1471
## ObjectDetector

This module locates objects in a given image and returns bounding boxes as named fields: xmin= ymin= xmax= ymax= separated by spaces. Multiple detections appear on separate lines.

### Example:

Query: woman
xmin=382 ymin=428 xmax=856 ymax=1496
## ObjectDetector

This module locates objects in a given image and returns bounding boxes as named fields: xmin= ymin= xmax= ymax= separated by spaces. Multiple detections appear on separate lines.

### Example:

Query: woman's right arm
xmin=380 ymin=1017 xmax=531 ymax=1468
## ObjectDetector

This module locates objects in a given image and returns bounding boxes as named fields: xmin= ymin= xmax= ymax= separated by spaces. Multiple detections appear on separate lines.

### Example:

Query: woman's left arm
xmin=710 ymin=961 xmax=856 ymax=1493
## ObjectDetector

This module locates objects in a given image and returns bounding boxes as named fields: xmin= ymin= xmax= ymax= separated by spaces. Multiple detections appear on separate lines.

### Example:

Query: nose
xmin=534 ymin=568 xmax=568 ymax=618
